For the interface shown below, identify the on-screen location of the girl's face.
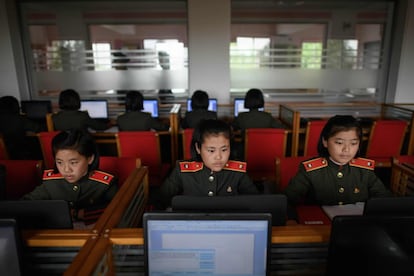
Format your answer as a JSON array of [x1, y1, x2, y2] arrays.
[[55, 149, 94, 183], [196, 133, 230, 172], [322, 129, 360, 165]]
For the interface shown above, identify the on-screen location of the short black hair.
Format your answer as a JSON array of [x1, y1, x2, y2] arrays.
[[244, 88, 264, 109], [317, 115, 363, 157], [0, 96, 20, 114], [190, 119, 231, 161], [59, 89, 81, 110], [52, 129, 99, 172], [125, 90, 144, 112], [191, 90, 209, 110]]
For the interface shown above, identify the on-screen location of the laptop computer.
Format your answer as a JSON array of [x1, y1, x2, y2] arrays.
[[171, 194, 287, 226], [0, 218, 23, 276], [327, 215, 414, 276], [187, 98, 218, 112], [363, 196, 414, 216], [143, 99, 159, 117], [143, 212, 272, 276], [0, 200, 73, 229], [234, 98, 264, 117], [20, 100, 52, 119], [80, 99, 109, 119]]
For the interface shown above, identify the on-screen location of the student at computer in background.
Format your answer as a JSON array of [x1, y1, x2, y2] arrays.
[[284, 115, 391, 207], [232, 88, 284, 131], [117, 90, 169, 131], [0, 95, 41, 159], [22, 129, 118, 225], [181, 90, 217, 129], [156, 119, 259, 209], [52, 89, 110, 132]]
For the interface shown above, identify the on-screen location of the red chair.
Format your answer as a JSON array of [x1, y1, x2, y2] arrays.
[[37, 131, 60, 169], [365, 120, 408, 167], [0, 160, 43, 200], [116, 131, 171, 187], [99, 156, 141, 187], [181, 128, 194, 160], [244, 128, 288, 182], [0, 134, 9, 160], [303, 120, 327, 157], [275, 156, 309, 192]]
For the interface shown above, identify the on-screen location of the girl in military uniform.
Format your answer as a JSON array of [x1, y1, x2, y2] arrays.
[[284, 115, 391, 206], [181, 90, 217, 129], [157, 119, 259, 209], [22, 129, 118, 225]]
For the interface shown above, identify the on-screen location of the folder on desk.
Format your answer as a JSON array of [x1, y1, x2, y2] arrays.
[[296, 205, 331, 225]]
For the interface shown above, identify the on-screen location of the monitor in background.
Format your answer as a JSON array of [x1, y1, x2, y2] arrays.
[[234, 98, 264, 117], [143, 212, 271, 276], [0, 219, 23, 276], [363, 196, 414, 216], [80, 100, 108, 119], [0, 200, 73, 229], [187, 98, 218, 112], [171, 194, 287, 226], [20, 100, 52, 119], [327, 215, 414, 276], [143, 99, 159, 117]]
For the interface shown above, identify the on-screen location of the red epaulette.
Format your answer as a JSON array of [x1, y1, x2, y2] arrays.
[[303, 158, 328, 172], [89, 170, 114, 185], [179, 161, 203, 172], [350, 158, 375, 170], [223, 160, 247, 172], [42, 169, 63, 180]]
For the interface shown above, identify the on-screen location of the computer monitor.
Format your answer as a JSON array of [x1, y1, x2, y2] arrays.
[[0, 200, 73, 229], [187, 98, 218, 112], [20, 100, 52, 119], [363, 196, 414, 216], [171, 194, 287, 226], [143, 99, 159, 117], [143, 212, 271, 276], [327, 215, 414, 276], [234, 98, 264, 117], [0, 219, 23, 275], [80, 100, 108, 119]]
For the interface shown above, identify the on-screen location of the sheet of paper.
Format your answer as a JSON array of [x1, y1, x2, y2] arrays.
[[321, 202, 365, 220]]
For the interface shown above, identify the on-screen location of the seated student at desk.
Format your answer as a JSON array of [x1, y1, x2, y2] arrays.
[[0, 95, 41, 159], [156, 119, 259, 209], [116, 90, 169, 131], [52, 89, 110, 132], [181, 90, 217, 129], [22, 129, 118, 225], [284, 115, 391, 207]]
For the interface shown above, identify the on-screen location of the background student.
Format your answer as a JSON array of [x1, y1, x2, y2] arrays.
[[181, 90, 217, 129], [52, 89, 110, 132], [116, 90, 169, 131], [22, 129, 118, 225], [284, 115, 391, 207], [156, 119, 259, 209]]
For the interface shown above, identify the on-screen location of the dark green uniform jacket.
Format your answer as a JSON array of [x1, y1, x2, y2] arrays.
[[284, 157, 392, 206], [232, 109, 285, 130], [117, 111, 169, 131], [181, 109, 217, 129], [159, 160, 259, 208], [52, 110, 109, 131], [22, 169, 118, 222]]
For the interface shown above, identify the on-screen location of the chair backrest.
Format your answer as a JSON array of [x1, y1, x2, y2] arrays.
[[37, 131, 60, 169], [244, 128, 288, 174], [0, 160, 43, 200], [366, 120, 408, 158], [0, 134, 9, 160], [390, 156, 414, 196], [116, 131, 162, 169], [46, 113, 55, 131], [275, 156, 308, 192], [181, 128, 194, 160], [303, 120, 327, 157], [98, 156, 141, 187]]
